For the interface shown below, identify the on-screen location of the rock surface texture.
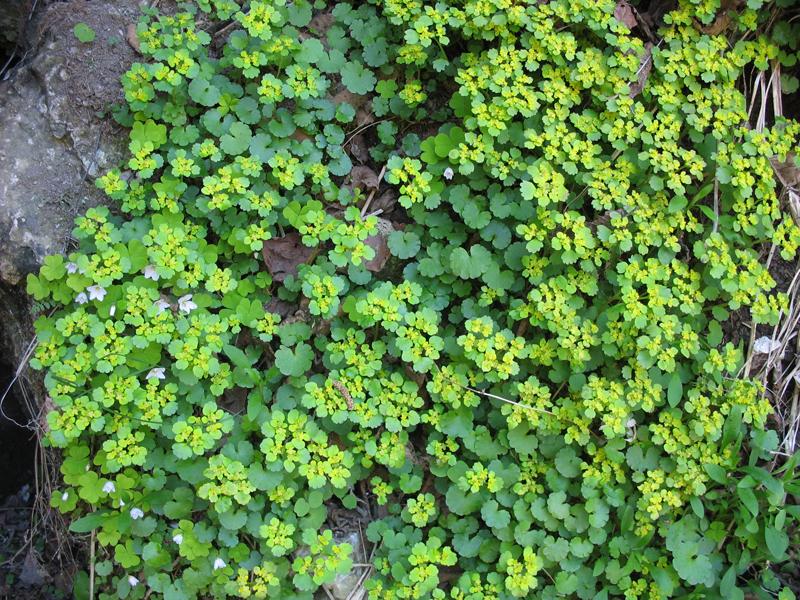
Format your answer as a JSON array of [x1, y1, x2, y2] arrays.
[[321, 530, 368, 600], [0, 0, 141, 365]]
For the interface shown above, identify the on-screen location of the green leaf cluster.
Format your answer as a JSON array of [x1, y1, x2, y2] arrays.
[[29, 0, 800, 599]]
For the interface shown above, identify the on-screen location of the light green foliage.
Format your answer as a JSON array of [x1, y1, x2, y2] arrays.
[[74, 22, 96, 43], [28, 0, 800, 598]]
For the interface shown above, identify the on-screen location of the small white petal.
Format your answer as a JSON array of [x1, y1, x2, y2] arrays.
[[128, 575, 139, 587], [75, 292, 88, 305], [143, 265, 160, 281], [61, 491, 69, 501], [130, 507, 144, 520], [66, 262, 79, 274], [87, 285, 107, 302], [146, 367, 166, 380], [109, 305, 117, 317], [213, 558, 226, 571], [753, 336, 781, 355], [172, 533, 184, 545], [102, 481, 116, 494], [154, 299, 171, 315], [626, 418, 636, 429], [178, 294, 197, 314], [119, 499, 125, 507], [443, 167, 454, 180]]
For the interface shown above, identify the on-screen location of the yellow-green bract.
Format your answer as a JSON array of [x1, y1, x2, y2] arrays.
[[27, 0, 800, 598]]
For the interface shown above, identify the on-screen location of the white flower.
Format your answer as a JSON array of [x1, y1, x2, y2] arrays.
[[130, 507, 144, 520], [178, 294, 197, 314], [213, 558, 226, 571], [109, 305, 117, 317], [146, 367, 166, 380], [61, 491, 69, 502], [128, 576, 139, 587], [625, 417, 637, 441], [87, 285, 107, 302], [443, 167, 454, 180], [753, 336, 781, 355], [172, 533, 184, 545], [102, 481, 116, 494], [153, 299, 171, 315], [65, 262, 79, 274], [143, 264, 160, 281], [75, 292, 88, 305]]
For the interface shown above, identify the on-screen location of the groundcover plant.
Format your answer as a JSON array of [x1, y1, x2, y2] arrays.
[[26, 0, 800, 597]]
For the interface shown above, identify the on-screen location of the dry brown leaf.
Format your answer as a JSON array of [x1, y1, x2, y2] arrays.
[[788, 189, 800, 225], [291, 129, 314, 143], [39, 395, 56, 433], [348, 166, 379, 192], [126, 23, 141, 53], [308, 12, 335, 36], [218, 386, 248, 414], [261, 232, 315, 282], [370, 189, 398, 215], [284, 304, 312, 327], [331, 88, 369, 110], [702, 12, 731, 35], [264, 298, 295, 319], [349, 134, 370, 163], [701, 0, 742, 34], [770, 154, 800, 187], [615, 0, 637, 29], [363, 218, 395, 272], [629, 42, 654, 98], [355, 106, 376, 128], [363, 234, 391, 272]]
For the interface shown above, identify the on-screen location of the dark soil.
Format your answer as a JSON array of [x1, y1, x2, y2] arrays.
[[0, 364, 36, 499], [0, 361, 69, 599]]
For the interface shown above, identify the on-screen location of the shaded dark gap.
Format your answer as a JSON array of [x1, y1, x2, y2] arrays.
[[0, 0, 48, 82], [0, 34, 21, 81], [0, 359, 36, 501]]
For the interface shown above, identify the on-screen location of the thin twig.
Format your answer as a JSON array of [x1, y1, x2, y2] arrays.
[[747, 71, 763, 124], [344, 119, 394, 149], [0, 336, 38, 429], [360, 165, 387, 218], [712, 177, 719, 233], [90, 529, 96, 600], [462, 384, 557, 416], [772, 61, 783, 119], [345, 541, 380, 600]]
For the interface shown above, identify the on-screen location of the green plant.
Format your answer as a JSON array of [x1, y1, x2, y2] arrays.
[[73, 22, 96, 44], [27, 0, 800, 598]]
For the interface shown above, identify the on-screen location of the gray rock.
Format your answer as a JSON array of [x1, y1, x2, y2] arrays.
[[0, 0, 141, 379], [0, 0, 142, 287], [322, 531, 368, 600]]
